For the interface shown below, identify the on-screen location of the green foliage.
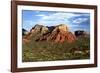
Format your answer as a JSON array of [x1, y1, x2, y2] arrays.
[[22, 36, 90, 62]]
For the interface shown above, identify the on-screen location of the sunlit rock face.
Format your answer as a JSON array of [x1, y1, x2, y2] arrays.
[[30, 24, 49, 34]]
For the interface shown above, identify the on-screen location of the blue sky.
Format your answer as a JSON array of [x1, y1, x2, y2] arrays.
[[22, 10, 90, 33]]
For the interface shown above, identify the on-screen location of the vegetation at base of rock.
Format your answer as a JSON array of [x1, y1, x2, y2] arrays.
[[22, 36, 90, 62]]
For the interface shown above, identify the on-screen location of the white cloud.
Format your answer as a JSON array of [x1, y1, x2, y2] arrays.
[[35, 12, 89, 26], [36, 14, 46, 17], [72, 18, 88, 24], [36, 13, 82, 26], [41, 13, 81, 20]]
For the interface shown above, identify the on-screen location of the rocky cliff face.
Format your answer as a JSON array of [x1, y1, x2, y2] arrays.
[[35, 24, 76, 43], [53, 24, 69, 32], [58, 24, 68, 31]]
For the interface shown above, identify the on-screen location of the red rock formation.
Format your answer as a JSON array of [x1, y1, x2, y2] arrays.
[[37, 24, 76, 43], [22, 24, 76, 43]]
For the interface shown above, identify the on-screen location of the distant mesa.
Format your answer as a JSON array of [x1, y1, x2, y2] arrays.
[[74, 30, 89, 37]]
